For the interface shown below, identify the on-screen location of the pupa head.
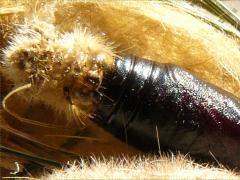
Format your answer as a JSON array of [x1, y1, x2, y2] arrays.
[[2, 19, 115, 123]]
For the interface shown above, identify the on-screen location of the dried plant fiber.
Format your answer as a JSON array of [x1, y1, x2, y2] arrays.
[[0, 0, 240, 179]]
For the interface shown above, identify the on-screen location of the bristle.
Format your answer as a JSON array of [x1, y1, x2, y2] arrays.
[[41, 155, 239, 179]]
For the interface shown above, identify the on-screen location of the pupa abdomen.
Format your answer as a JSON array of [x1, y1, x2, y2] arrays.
[[95, 55, 240, 167]]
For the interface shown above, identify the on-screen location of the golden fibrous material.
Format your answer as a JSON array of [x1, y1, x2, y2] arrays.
[[0, 0, 240, 179]]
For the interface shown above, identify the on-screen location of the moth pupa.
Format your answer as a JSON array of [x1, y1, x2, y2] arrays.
[[0, 0, 240, 178]]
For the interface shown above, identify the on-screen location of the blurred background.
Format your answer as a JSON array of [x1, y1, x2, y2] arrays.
[[222, 0, 240, 17]]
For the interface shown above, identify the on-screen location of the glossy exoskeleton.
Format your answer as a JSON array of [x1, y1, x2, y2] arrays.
[[94, 56, 240, 167]]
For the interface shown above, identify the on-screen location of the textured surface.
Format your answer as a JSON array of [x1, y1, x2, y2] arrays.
[[96, 56, 240, 167], [0, 0, 240, 179]]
